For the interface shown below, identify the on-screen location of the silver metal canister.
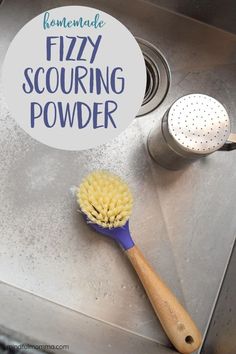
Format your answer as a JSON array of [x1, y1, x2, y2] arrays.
[[147, 94, 236, 170]]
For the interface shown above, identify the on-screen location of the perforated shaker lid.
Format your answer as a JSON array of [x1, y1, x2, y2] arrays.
[[168, 94, 230, 154]]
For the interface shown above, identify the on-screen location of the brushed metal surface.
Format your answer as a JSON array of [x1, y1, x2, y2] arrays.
[[148, 0, 236, 35], [201, 243, 236, 354], [0, 0, 236, 351], [0, 282, 176, 354]]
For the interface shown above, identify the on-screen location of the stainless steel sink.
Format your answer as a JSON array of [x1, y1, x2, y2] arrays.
[[0, 1, 236, 353]]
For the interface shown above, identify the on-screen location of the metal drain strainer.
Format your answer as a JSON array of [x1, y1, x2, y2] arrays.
[[168, 94, 230, 154], [137, 38, 170, 116]]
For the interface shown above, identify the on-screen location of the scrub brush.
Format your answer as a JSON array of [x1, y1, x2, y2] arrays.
[[77, 170, 202, 354]]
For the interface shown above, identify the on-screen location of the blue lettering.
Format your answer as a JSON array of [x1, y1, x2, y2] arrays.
[[30, 102, 42, 127], [22, 68, 34, 94]]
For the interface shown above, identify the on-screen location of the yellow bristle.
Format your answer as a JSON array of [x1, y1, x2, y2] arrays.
[[77, 170, 133, 228]]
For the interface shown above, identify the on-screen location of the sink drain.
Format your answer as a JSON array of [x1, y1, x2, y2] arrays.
[[137, 38, 170, 116]]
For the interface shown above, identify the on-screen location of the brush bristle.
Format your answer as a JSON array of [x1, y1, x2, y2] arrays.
[[77, 170, 133, 228]]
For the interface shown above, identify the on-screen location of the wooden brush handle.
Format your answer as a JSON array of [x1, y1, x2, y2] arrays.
[[126, 245, 202, 354]]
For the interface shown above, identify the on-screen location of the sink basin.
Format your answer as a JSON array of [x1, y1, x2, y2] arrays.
[[0, 1, 236, 353]]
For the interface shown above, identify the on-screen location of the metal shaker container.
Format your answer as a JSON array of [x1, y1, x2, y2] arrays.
[[147, 94, 236, 170]]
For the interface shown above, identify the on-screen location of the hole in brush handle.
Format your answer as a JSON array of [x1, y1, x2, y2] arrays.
[[185, 335, 194, 344]]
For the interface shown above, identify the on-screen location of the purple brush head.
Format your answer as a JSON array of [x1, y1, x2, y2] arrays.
[[84, 214, 135, 250], [78, 171, 135, 250]]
